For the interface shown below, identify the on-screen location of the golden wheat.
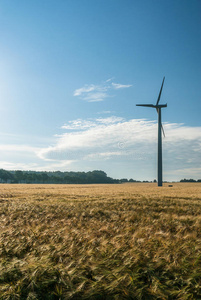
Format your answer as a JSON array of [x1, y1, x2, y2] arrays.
[[0, 183, 201, 299]]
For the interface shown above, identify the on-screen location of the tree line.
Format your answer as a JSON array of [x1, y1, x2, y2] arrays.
[[0, 169, 133, 184], [180, 178, 201, 182], [0, 169, 200, 184]]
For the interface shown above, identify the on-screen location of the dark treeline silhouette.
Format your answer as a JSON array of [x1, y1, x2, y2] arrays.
[[180, 178, 201, 182], [0, 169, 200, 184], [0, 169, 138, 184]]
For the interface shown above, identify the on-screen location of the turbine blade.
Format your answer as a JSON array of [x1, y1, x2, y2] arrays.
[[156, 77, 165, 105], [136, 104, 155, 107], [161, 124, 165, 137]]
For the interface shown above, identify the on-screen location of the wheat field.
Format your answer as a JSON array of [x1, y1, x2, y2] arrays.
[[0, 183, 201, 299]]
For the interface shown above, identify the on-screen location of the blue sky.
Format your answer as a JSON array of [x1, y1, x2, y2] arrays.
[[0, 0, 201, 181]]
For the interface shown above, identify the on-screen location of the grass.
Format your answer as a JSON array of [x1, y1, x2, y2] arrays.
[[0, 183, 201, 299]]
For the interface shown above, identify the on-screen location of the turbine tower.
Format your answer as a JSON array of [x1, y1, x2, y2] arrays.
[[136, 77, 167, 186]]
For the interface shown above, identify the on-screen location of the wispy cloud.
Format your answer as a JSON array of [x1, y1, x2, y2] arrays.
[[111, 82, 132, 89], [0, 161, 39, 170], [37, 117, 201, 180], [0, 160, 75, 171], [97, 110, 113, 115], [0, 142, 75, 172], [62, 116, 124, 130], [73, 79, 132, 102], [38, 118, 156, 162], [0, 144, 38, 152], [73, 85, 97, 96], [1, 117, 201, 180], [82, 92, 108, 102]]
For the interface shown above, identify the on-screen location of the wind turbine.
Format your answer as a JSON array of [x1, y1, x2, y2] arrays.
[[136, 77, 167, 186]]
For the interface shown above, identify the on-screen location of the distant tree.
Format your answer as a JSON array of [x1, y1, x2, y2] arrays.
[[15, 170, 24, 182], [41, 173, 49, 183], [0, 169, 14, 183], [180, 178, 196, 182], [120, 178, 128, 183]]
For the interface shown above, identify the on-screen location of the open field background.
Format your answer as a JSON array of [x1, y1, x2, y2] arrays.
[[0, 183, 201, 299]]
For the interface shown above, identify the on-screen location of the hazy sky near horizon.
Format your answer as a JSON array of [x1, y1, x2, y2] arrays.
[[0, 0, 201, 181]]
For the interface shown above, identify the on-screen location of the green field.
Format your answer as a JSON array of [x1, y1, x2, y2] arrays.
[[0, 183, 201, 299]]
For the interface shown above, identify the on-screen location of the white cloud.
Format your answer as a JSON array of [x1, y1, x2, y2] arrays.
[[62, 119, 96, 130], [97, 116, 124, 124], [37, 118, 157, 162], [85, 151, 122, 160], [32, 160, 75, 171], [0, 160, 75, 172], [62, 116, 124, 130], [165, 167, 201, 179], [73, 84, 96, 96], [73, 79, 132, 102], [0, 161, 39, 170], [97, 110, 113, 114], [1, 117, 201, 180], [36, 116, 201, 180], [83, 92, 108, 102], [105, 78, 114, 82], [0, 144, 38, 152], [162, 122, 200, 140], [111, 82, 132, 89]]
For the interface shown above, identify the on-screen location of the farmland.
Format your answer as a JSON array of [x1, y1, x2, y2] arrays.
[[0, 183, 201, 299]]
